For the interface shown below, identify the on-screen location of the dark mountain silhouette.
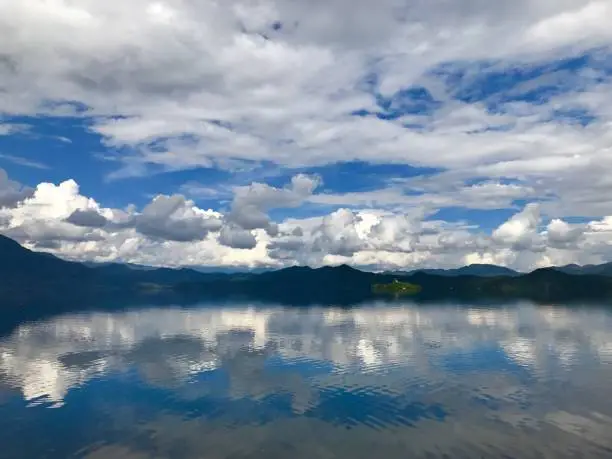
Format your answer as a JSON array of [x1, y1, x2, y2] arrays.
[[178, 263, 612, 304], [94, 263, 223, 284], [83, 261, 159, 271], [0, 234, 96, 287], [0, 235, 222, 304], [553, 262, 612, 276], [450, 264, 520, 277], [390, 264, 520, 277], [401, 267, 612, 302], [3, 234, 612, 307]]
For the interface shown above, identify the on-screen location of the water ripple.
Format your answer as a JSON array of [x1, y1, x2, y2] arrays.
[[2, 302, 612, 458]]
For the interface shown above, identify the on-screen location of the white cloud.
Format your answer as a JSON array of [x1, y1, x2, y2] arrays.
[[0, 172, 276, 268], [0, 154, 48, 170], [2, 168, 612, 270], [546, 219, 585, 248], [227, 173, 320, 234], [1, 179, 101, 228], [311, 209, 369, 257], [492, 203, 544, 251], [525, 1, 612, 48], [2, 1, 611, 187], [0, 123, 31, 136], [309, 180, 538, 213]]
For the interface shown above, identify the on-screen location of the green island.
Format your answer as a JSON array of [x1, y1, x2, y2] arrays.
[[372, 279, 422, 296]]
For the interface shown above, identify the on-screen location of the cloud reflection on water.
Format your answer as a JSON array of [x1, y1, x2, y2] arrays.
[[1, 301, 611, 405], [2, 302, 612, 458]]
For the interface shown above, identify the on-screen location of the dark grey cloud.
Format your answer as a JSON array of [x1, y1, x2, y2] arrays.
[[2, 222, 104, 245], [218, 225, 257, 250], [0, 168, 33, 209], [546, 219, 585, 249], [227, 205, 271, 231], [133, 194, 223, 242], [268, 237, 308, 261], [30, 239, 62, 250], [65, 209, 108, 228]]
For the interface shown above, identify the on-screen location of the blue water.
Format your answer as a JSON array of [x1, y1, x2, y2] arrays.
[[1, 301, 612, 458]]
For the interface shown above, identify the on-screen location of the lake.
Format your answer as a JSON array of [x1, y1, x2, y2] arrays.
[[1, 301, 612, 458]]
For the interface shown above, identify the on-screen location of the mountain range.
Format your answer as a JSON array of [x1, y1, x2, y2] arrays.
[[551, 262, 612, 276], [3, 234, 612, 306], [390, 262, 612, 277], [388, 264, 521, 277]]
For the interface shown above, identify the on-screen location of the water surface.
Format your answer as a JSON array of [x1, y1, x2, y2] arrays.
[[1, 301, 612, 458]]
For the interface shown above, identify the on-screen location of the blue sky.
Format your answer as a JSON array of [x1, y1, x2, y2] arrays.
[[1, 0, 612, 270]]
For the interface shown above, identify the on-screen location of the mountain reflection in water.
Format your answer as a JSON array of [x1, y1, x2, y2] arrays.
[[1, 301, 612, 458]]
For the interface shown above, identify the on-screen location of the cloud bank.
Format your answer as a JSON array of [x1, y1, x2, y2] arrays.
[[1, 167, 612, 271]]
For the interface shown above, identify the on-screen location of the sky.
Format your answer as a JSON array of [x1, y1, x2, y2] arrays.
[[1, 0, 612, 271]]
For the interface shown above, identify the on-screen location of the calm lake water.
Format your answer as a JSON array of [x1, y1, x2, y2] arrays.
[[1, 301, 612, 458]]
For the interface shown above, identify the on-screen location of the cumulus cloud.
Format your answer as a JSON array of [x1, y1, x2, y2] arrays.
[[312, 209, 368, 257], [0, 168, 273, 267], [367, 214, 422, 252], [271, 209, 460, 267], [492, 204, 544, 252], [227, 174, 320, 234], [546, 219, 585, 248], [218, 225, 257, 250], [0, 178, 110, 246], [130, 195, 223, 242], [3, 221, 104, 248], [65, 209, 108, 228], [2, 164, 612, 271]]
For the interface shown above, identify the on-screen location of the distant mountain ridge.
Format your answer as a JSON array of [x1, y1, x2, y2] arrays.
[[389, 264, 521, 277], [4, 234, 612, 305], [6, 234, 612, 279], [552, 262, 612, 277], [391, 262, 612, 278]]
